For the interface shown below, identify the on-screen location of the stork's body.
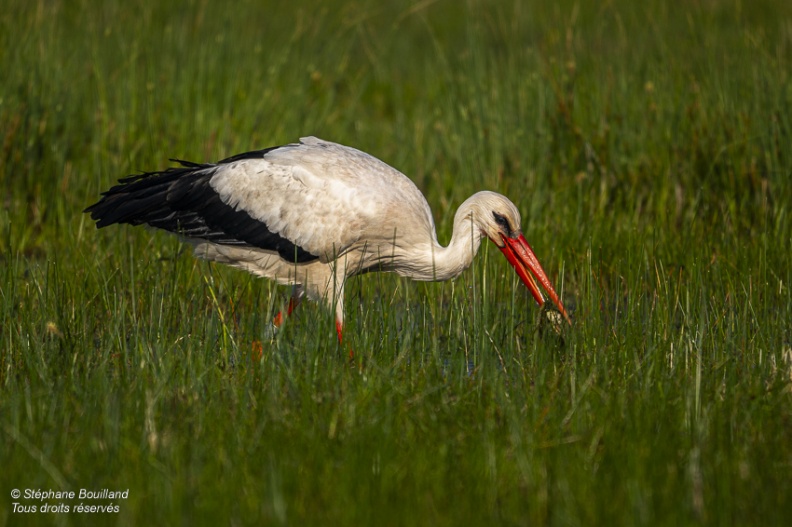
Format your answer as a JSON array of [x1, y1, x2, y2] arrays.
[[86, 137, 569, 341]]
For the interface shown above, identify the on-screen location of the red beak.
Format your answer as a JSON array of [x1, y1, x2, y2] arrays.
[[497, 234, 571, 325]]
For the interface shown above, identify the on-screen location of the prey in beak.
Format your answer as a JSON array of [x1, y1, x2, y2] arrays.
[[496, 233, 571, 325]]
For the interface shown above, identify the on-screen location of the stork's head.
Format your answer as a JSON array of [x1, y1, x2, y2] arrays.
[[463, 191, 571, 325]]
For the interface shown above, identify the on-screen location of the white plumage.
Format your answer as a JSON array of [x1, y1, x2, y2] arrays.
[[86, 136, 570, 342]]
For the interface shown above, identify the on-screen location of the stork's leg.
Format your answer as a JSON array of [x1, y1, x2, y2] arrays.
[[330, 284, 345, 344], [254, 287, 304, 360], [272, 286, 304, 328], [335, 317, 344, 344], [333, 291, 352, 359]]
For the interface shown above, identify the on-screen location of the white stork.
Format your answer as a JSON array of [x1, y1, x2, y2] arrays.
[[85, 136, 570, 343]]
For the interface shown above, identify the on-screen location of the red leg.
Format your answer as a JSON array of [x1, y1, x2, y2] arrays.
[[335, 319, 354, 359], [256, 289, 303, 361], [272, 291, 302, 328], [335, 319, 344, 344]]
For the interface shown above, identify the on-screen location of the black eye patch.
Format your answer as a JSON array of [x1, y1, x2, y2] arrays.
[[492, 211, 511, 233]]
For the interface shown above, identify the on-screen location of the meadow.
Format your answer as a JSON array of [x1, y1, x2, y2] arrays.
[[1, 0, 791, 525]]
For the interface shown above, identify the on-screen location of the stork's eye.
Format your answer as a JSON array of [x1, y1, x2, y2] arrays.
[[492, 212, 510, 232]]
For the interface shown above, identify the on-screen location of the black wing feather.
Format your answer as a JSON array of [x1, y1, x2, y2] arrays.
[[216, 145, 284, 164], [84, 155, 319, 263]]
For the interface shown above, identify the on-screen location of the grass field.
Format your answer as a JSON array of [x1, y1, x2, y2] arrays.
[[2, 0, 791, 525]]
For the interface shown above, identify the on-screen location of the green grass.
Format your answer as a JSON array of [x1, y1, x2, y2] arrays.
[[2, 0, 791, 525]]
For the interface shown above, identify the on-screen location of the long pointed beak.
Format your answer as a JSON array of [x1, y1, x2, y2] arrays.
[[497, 234, 571, 325]]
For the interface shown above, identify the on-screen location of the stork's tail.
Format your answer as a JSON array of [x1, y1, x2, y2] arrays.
[[83, 160, 214, 231]]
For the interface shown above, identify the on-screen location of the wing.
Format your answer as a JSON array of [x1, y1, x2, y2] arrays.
[[84, 137, 435, 263], [84, 153, 320, 262]]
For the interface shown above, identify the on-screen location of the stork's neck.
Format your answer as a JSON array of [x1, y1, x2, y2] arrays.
[[400, 198, 485, 282]]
